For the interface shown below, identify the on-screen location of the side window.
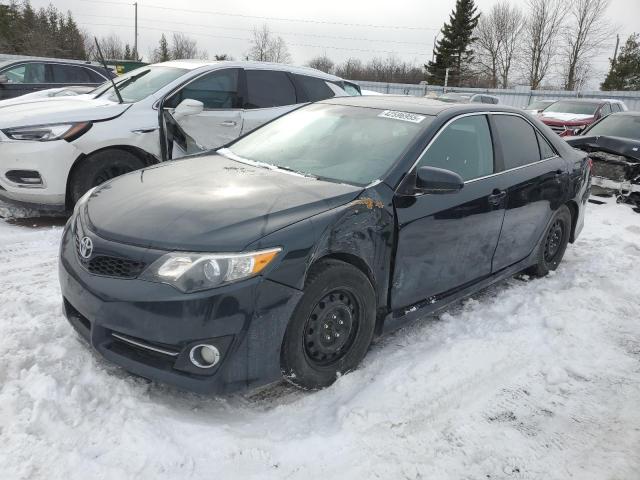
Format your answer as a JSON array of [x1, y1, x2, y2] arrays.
[[293, 74, 335, 102], [611, 103, 621, 113], [536, 131, 557, 159], [2, 63, 45, 83], [493, 115, 540, 169], [85, 68, 108, 83], [245, 70, 296, 108], [51, 65, 92, 83], [418, 115, 494, 181], [166, 68, 240, 109], [600, 103, 612, 116]]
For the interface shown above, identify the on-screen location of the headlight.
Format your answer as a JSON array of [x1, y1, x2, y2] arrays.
[[3, 122, 91, 142], [139, 247, 282, 292]]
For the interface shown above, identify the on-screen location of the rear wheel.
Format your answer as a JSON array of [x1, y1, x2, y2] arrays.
[[527, 204, 572, 277], [69, 149, 145, 205], [281, 260, 376, 390]]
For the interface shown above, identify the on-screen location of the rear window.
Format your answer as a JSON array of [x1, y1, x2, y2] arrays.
[[245, 70, 297, 108], [493, 115, 541, 169]]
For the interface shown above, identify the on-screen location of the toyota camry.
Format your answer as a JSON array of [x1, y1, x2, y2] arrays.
[[59, 96, 590, 394]]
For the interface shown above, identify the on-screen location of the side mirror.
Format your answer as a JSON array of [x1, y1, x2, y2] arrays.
[[173, 98, 204, 120], [416, 166, 464, 194], [0, 74, 8, 84]]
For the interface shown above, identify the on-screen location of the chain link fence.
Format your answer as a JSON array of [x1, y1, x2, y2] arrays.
[[355, 81, 640, 111]]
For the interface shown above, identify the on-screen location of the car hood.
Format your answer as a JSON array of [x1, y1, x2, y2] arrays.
[[540, 112, 594, 124], [0, 96, 130, 129], [565, 135, 640, 162], [85, 153, 364, 251]]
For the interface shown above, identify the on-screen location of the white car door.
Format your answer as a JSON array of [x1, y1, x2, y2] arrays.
[[165, 68, 243, 151], [241, 69, 302, 135]]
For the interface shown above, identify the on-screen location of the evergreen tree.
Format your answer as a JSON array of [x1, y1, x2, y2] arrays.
[[601, 34, 640, 91], [156, 34, 170, 62], [425, 0, 480, 87]]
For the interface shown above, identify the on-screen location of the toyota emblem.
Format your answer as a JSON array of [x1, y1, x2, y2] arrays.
[[79, 236, 93, 259]]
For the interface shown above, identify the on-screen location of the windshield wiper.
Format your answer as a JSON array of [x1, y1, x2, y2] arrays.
[[94, 37, 123, 104]]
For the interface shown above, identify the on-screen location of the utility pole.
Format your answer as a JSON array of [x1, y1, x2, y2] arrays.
[[133, 2, 138, 60], [444, 67, 450, 93], [612, 34, 620, 65], [431, 33, 439, 63]]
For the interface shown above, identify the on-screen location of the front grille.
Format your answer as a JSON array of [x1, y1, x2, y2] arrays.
[[74, 226, 146, 279], [550, 125, 566, 134], [86, 255, 145, 278]]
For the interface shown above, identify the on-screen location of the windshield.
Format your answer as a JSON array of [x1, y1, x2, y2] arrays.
[[585, 114, 640, 140], [93, 66, 188, 103], [543, 101, 599, 115], [527, 100, 554, 110], [224, 103, 430, 186]]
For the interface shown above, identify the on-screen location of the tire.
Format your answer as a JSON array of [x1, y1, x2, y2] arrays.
[[527, 204, 572, 277], [281, 259, 376, 390], [69, 149, 145, 205]]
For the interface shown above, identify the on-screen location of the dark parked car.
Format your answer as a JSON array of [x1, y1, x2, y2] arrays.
[[0, 57, 114, 100], [59, 96, 590, 394], [566, 112, 640, 205]]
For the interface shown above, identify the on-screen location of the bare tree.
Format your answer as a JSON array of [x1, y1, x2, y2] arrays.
[[88, 33, 124, 60], [474, 13, 501, 87], [523, 0, 566, 89], [307, 54, 334, 73], [495, 2, 524, 88], [248, 24, 291, 63], [171, 32, 201, 59], [561, 0, 611, 90]]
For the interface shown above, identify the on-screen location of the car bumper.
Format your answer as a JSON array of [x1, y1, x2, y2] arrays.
[[0, 136, 80, 208], [58, 221, 303, 394]]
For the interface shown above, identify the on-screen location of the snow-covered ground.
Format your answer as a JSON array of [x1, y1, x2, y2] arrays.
[[1, 198, 639, 480]]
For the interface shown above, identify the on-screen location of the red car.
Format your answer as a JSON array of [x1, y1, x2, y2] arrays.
[[539, 99, 627, 137]]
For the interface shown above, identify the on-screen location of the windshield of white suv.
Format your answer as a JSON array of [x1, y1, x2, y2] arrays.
[[543, 101, 599, 115], [93, 66, 188, 103], [223, 103, 431, 186]]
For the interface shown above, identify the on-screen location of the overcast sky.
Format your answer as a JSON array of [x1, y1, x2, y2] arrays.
[[28, 0, 640, 87]]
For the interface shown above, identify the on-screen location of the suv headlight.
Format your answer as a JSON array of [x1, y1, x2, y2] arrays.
[[3, 122, 91, 142], [139, 248, 282, 293]]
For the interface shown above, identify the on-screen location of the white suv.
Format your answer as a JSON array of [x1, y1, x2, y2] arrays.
[[0, 60, 353, 210]]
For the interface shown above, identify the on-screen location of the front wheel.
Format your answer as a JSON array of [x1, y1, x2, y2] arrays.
[[280, 260, 376, 390], [69, 149, 145, 205], [527, 204, 572, 277]]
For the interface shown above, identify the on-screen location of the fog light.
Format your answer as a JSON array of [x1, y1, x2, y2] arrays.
[[189, 344, 220, 369]]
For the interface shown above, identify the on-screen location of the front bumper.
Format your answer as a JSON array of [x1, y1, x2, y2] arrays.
[[58, 221, 302, 394], [0, 135, 81, 208]]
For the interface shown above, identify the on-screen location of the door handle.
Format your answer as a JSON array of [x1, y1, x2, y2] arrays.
[[488, 189, 506, 206], [220, 120, 237, 127]]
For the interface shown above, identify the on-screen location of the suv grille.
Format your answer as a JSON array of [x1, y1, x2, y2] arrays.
[[550, 125, 566, 134], [74, 230, 146, 279]]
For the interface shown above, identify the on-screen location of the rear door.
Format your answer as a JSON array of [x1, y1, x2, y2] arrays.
[[164, 68, 243, 152], [490, 113, 568, 271], [241, 69, 301, 135], [391, 113, 506, 309], [0, 62, 47, 99]]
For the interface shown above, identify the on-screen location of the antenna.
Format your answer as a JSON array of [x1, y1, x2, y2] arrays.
[[94, 37, 123, 104]]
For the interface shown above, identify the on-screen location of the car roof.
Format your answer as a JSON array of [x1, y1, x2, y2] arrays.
[[0, 54, 105, 69], [154, 59, 343, 81], [320, 95, 521, 116]]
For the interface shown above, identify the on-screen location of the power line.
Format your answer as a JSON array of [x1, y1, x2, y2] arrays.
[[75, 13, 433, 47], [79, 22, 431, 57], [78, 0, 441, 31]]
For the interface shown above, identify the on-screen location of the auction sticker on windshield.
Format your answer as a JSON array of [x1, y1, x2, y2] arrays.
[[378, 110, 426, 123]]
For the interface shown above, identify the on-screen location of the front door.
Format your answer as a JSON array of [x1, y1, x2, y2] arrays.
[[163, 68, 243, 154], [391, 114, 506, 310], [0, 62, 47, 100]]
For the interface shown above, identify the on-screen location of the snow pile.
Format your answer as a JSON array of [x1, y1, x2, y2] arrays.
[[1, 198, 639, 479]]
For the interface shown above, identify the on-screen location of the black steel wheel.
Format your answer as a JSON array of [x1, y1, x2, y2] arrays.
[[527, 204, 572, 277], [281, 259, 376, 390]]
